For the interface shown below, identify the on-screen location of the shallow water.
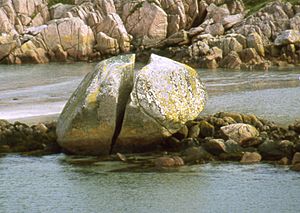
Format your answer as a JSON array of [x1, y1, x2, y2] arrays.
[[1, 64, 300, 212], [0, 64, 299, 125], [0, 154, 300, 213]]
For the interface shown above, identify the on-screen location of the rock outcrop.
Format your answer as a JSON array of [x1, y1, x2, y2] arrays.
[[2, 0, 300, 69], [56, 54, 207, 155]]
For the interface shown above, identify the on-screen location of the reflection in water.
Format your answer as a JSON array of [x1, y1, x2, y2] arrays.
[[1, 154, 300, 213]]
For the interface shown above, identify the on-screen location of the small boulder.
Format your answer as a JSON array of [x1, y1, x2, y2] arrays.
[[219, 51, 242, 69], [154, 156, 184, 168], [274, 30, 300, 46], [182, 146, 214, 164], [292, 152, 300, 165], [199, 120, 215, 138], [221, 123, 259, 144], [203, 139, 226, 155], [247, 32, 265, 56], [240, 152, 262, 163]]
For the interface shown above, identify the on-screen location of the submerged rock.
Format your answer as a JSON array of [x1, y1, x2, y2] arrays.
[[56, 54, 207, 155]]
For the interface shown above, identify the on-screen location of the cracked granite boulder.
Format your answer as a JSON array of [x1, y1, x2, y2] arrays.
[[57, 54, 207, 155]]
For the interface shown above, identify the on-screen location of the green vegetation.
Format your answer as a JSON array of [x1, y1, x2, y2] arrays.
[[244, 0, 300, 15], [48, 0, 74, 7]]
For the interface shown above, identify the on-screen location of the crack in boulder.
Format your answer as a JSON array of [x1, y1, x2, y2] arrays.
[[56, 53, 207, 155]]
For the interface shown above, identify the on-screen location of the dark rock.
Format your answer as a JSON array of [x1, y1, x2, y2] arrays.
[[203, 138, 226, 155], [278, 140, 295, 159], [258, 140, 285, 160], [240, 137, 263, 148], [182, 146, 214, 164], [173, 125, 189, 140], [188, 124, 200, 138], [293, 121, 300, 134], [199, 120, 215, 138]]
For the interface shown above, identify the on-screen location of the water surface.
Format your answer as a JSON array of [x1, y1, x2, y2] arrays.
[[1, 64, 300, 213], [1, 64, 299, 125]]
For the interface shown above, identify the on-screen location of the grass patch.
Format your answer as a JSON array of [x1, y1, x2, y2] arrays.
[[244, 0, 300, 15]]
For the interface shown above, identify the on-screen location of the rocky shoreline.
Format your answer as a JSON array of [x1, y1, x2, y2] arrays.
[[1, 0, 300, 70], [1, 112, 300, 171]]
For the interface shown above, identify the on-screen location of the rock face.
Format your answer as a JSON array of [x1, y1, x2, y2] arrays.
[[57, 54, 207, 155]]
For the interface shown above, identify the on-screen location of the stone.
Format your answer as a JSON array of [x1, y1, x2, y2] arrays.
[[203, 139, 226, 155], [290, 163, 300, 172], [188, 26, 204, 37], [247, 32, 265, 56], [0, 34, 17, 61], [278, 140, 295, 159], [182, 0, 199, 29], [95, 32, 119, 55], [116, 153, 127, 162], [292, 152, 300, 165], [278, 157, 289, 165], [199, 120, 215, 138], [221, 123, 259, 144], [41, 17, 95, 60], [53, 44, 68, 62], [173, 125, 189, 140], [206, 3, 230, 23], [226, 0, 244, 14], [161, 30, 189, 46], [56, 54, 135, 155], [122, 1, 168, 47], [290, 15, 300, 31], [154, 156, 184, 168], [205, 23, 224, 36], [274, 30, 300, 46], [219, 51, 242, 69], [182, 146, 214, 163], [116, 54, 207, 153], [240, 152, 262, 163], [94, 13, 131, 53], [218, 112, 243, 123], [239, 48, 262, 64], [206, 47, 223, 61], [50, 3, 75, 19], [293, 121, 300, 134], [222, 14, 244, 30], [258, 140, 285, 160], [188, 124, 200, 138]]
